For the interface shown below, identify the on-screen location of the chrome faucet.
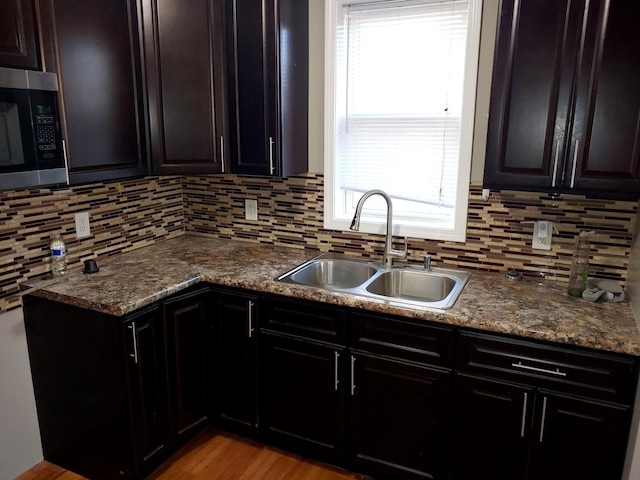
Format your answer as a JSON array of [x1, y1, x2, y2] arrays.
[[349, 189, 408, 268]]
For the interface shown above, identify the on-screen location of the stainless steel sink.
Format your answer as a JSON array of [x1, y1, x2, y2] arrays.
[[277, 254, 471, 309], [280, 258, 377, 289], [365, 269, 457, 302]]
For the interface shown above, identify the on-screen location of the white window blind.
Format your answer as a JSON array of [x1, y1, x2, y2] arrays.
[[325, 0, 481, 241]]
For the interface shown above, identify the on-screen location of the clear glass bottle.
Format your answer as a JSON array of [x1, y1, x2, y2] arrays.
[[567, 231, 593, 297], [50, 234, 67, 277]]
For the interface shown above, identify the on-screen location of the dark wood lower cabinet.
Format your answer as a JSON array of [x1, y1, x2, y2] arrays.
[[213, 290, 258, 435], [24, 287, 211, 480], [164, 288, 210, 444], [528, 391, 631, 480], [451, 372, 633, 479], [348, 351, 451, 480], [260, 331, 345, 459], [24, 288, 638, 480], [450, 374, 532, 480], [123, 306, 169, 474], [452, 330, 638, 480]]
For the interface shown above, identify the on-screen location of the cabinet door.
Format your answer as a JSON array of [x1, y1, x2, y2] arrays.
[[569, 0, 640, 195], [528, 391, 631, 480], [225, 0, 307, 176], [37, 0, 147, 184], [0, 0, 39, 69], [260, 331, 344, 459], [484, 0, 583, 191], [142, 0, 227, 175], [123, 305, 168, 475], [449, 373, 532, 480], [349, 351, 451, 480], [164, 288, 210, 444], [214, 291, 257, 434]]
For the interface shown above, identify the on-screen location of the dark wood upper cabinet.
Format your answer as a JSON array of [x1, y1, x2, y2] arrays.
[[225, 0, 308, 177], [37, 0, 148, 185], [0, 0, 40, 69], [483, 0, 640, 199], [142, 0, 227, 175]]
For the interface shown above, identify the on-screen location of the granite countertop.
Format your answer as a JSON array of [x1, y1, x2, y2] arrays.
[[22, 235, 640, 356]]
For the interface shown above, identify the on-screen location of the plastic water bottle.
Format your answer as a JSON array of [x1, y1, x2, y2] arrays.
[[50, 234, 67, 277]]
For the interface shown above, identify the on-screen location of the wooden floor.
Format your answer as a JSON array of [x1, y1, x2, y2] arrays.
[[16, 429, 369, 480]]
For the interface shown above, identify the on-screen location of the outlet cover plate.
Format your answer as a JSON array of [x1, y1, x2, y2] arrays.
[[532, 221, 552, 250], [245, 199, 258, 221], [75, 212, 91, 238]]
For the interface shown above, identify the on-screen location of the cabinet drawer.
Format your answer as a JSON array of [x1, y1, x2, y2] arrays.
[[350, 312, 454, 367], [261, 296, 346, 343], [457, 331, 638, 404]]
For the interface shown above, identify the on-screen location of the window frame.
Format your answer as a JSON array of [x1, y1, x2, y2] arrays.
[[323, 0, 483, 242]]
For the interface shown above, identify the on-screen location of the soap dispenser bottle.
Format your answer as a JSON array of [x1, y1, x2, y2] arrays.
[[567, 231, 594, 297]]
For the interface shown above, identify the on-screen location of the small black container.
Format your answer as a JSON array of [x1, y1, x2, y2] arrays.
[[83, 259, 99, 274]]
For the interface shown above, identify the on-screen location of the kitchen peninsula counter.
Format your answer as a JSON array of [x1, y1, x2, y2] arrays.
[[22, 235, 640, 356]]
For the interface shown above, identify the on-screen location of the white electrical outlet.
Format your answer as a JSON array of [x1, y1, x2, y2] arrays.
[[245, 199, 258, 221], [532, 220, 552, 250], [75, 212, 91, 238]]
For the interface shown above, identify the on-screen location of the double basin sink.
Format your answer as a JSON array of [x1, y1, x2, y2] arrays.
[[277, 254, 471, 309]]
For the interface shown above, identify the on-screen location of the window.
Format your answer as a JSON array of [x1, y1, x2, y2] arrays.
[[324, 0, 482, 241]]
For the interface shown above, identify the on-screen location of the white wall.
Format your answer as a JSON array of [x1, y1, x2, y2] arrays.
[[623, 201, 640, 480], [0, 308, 42, 480]]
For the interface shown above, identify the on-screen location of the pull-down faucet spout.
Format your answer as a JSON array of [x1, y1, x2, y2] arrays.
[[349, 189, 408, 268]]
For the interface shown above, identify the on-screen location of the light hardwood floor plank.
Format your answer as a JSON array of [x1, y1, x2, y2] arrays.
[[18, 429, 369, 480]]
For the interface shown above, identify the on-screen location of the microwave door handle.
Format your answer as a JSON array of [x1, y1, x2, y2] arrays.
[[62, 139, 70, 185]]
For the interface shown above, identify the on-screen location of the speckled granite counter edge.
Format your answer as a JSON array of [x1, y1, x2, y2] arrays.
[[21, 236, 640, 357]]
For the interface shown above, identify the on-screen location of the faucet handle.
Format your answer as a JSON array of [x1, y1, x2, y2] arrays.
[[423, 255, 432, 271], [391, 237, 408, 257]]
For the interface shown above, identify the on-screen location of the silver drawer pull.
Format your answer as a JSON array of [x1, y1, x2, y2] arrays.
[[248, 300, 254, 338], [511, 361, 567, 377], [520, 392, 528, 438], [350, 355, 356, 396], [539, 396, 548, 442], [334, 351, 340, 391], [128, 322, 138, 364]]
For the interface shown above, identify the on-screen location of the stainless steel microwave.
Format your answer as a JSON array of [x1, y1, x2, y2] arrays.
[[0, 66, 67, 191]]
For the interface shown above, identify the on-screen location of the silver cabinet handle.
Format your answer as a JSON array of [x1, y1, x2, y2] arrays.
[[520, 392, 528, 438], [551, 139, 560, 187], [334, 351, 340, 391], [570, 140, 579, 188], [268, 136, 275, 174], [220, 136, 225, 173], [539, 396, 548, 442], [128, 322, 138, 364], [248, 300, 254, 338], [350, 355, 356, 395], [511, 361, 567, 377]]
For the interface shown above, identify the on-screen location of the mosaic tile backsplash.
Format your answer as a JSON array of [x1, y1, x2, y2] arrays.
[[184, 173, 637, 284], [0, 172, 636, 313], [0, 176, 183, 312]]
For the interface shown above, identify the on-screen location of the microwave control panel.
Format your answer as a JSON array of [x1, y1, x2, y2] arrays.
[[31, 90, 63, 164]]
